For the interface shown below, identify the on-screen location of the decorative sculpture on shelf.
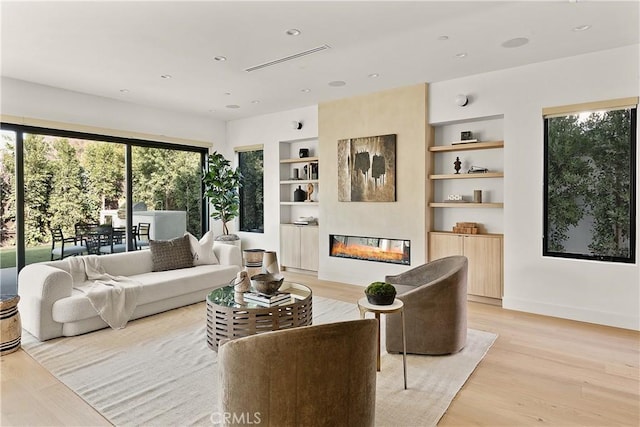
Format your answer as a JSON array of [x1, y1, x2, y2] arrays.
[[454, 157, 462, 174], [306, 183, 314, 202]]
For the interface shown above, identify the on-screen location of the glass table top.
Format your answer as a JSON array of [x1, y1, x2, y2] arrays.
[[207, 281, 311, 309]]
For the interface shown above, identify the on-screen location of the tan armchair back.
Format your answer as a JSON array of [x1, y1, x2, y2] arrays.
[[385, 255, 468, 355], [218, 319, 378, 427]]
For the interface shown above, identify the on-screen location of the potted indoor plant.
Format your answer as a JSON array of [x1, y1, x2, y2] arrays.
[[203, 151, 242, 242], [364, 282, 397, 305]]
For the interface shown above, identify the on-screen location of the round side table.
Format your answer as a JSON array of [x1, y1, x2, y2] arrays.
[[357, 297, 407, 389], [1, 295, 21, 356]]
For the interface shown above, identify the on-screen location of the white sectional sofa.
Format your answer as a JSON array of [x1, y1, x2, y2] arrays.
[[19, 243, 242, 341]]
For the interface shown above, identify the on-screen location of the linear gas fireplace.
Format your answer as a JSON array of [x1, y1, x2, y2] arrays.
[[330, 234, 410, 265]]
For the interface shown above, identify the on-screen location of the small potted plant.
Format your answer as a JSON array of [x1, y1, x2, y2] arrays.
[[364, 282, 397, 305]]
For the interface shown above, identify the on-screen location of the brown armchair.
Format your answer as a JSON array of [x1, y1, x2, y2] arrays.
[[218, 319, 378, 427], [385, 256, 468, 355]]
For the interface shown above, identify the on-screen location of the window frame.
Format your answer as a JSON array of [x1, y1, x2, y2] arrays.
[[236, 145, 264, 234], [0, 121, 208, 274], [542, 98, 637, 264]]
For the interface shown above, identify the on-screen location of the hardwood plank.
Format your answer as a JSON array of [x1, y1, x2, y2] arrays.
[[2, 273, 638, 426]]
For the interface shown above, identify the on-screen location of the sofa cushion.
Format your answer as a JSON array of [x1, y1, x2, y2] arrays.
[[150, 235, 194, 272], [186, 231, 219, 266]]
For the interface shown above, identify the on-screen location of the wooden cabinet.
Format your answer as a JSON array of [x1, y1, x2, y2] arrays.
[[428, 232, 503, 300], [280, 224, 319, 272]]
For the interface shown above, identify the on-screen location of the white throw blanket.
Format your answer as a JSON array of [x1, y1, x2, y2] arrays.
[[69, 256, 141, 329]]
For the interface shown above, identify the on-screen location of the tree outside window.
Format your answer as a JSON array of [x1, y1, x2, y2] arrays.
[[544, 101, 637, 263], [238, 149, 264, 233]]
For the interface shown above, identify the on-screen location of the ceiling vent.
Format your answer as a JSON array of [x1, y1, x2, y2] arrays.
[[245, 44, 331, 72]]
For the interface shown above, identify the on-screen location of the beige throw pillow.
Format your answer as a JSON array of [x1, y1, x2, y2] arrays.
[[149, 235, 194, 272], [186, 231, 219, 265]]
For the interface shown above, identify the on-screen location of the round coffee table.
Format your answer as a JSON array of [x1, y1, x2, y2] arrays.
[[206, 282, 312, 351]]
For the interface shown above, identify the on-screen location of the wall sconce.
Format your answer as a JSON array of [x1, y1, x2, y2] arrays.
[[455, 94, 469, 107], [291, 121, 303, 130]]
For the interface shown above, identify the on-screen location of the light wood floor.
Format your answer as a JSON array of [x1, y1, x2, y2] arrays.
[[1, 272, 638, 426]]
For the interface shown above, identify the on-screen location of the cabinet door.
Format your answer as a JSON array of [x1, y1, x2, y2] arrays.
[[300, 226, 319, 271], [464, 235, 502, 298], [280, 225, 300, 268], [428, 233, 463, 261]]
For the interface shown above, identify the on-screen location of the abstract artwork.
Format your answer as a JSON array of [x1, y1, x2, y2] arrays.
[[337, 134, 396, 202]]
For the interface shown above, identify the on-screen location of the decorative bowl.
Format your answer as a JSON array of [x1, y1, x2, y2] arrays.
[[251, 273, 284, 295]]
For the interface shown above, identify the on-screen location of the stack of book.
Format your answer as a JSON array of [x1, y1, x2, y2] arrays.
[[453, 222, 479, 234], [243, 291, 291, 306]]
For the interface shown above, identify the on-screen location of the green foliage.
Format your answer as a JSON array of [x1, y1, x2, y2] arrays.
[[546, 109, 633, 258], [23, 135, 53, 245], [49, 138, 90, 235], [238, 150, 264, 232], [1, 134, 206, 248], [83, 143, 125, 211], [132, 147, 202, 236], [365, 282, 396, 296], [1, 136, 16, 244], [203, 151, 242, 235]]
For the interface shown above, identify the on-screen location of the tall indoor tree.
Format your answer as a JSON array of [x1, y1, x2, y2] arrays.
[[203, 151, 242, 238]]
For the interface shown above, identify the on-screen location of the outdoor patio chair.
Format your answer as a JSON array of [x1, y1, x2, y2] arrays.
[[50, 227, 87, 260], [136, 223, 150, 249], [98, 226, 127, 254]]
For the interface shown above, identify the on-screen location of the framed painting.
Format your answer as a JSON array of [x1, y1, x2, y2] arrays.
[[337, 134, 396, 202]]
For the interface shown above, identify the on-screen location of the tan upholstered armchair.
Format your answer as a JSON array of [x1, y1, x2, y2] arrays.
[[218, 319, 378, 427], [385, 256, 468, 355]]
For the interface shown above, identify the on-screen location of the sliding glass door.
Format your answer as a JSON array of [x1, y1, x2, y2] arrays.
[[0, 123, 207, 295]]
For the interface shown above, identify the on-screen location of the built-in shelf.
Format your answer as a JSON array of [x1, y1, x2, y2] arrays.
[[429, 140, 504, 152], [280, 201, 319, 206], [430, 172, 504, 180], [280, 179, 319, 185], [429, 202, 504, 208], [430, 230, 504, 237], [280, 156, 319, 164]]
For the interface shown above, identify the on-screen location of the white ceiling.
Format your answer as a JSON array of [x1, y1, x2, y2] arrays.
[[1, 1, 638, 122]]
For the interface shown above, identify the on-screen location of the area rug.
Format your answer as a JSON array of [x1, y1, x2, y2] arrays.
[[22, 296, 496, 426]]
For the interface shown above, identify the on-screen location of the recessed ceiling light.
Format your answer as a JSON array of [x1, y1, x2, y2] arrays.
[[119, 89, 129, 93], [501, 37, 529, 48], [160, 74, 172, 79], [208, 109, 216, 113], [226, 104, 240, 109], [214, 56, 227, 61], [368, 73, 380, 78], [224, 92, 232, 96], [286, 29, 301, 36], [573, 24, 591, 32], [301, 88, 311, 93], [438, 35, 449, 41], [328, 80, 346, 87], [251, 100, 260, 104], [455, 52, 467, 58]]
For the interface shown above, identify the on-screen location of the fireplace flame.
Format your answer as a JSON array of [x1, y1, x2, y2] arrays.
[[330, 241, 407, 263]]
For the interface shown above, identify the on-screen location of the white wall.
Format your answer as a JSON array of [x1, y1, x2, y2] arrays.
[[225, 105, 319, 252], [430, 45, 640, 330], [1, 77, 226, 146]]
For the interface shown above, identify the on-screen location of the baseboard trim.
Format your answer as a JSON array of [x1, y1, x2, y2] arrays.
[[503, 296, 640, 331], [467, 294, 502, 306]]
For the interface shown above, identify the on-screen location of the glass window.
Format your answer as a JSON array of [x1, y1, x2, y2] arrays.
[[543, 104, 637, 263], [238, 149, 264, 233]]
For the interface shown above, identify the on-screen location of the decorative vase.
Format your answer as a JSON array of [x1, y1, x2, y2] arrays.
[[294, 186, 307, 202], [262, 251, 280, 276]]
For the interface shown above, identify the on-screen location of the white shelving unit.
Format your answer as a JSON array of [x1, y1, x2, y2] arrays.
[[279, 138, 319, 273], [428, 115, 504, 304]]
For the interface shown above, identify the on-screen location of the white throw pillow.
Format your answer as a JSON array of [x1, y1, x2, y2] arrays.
[[185, 231, 219, 265]]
